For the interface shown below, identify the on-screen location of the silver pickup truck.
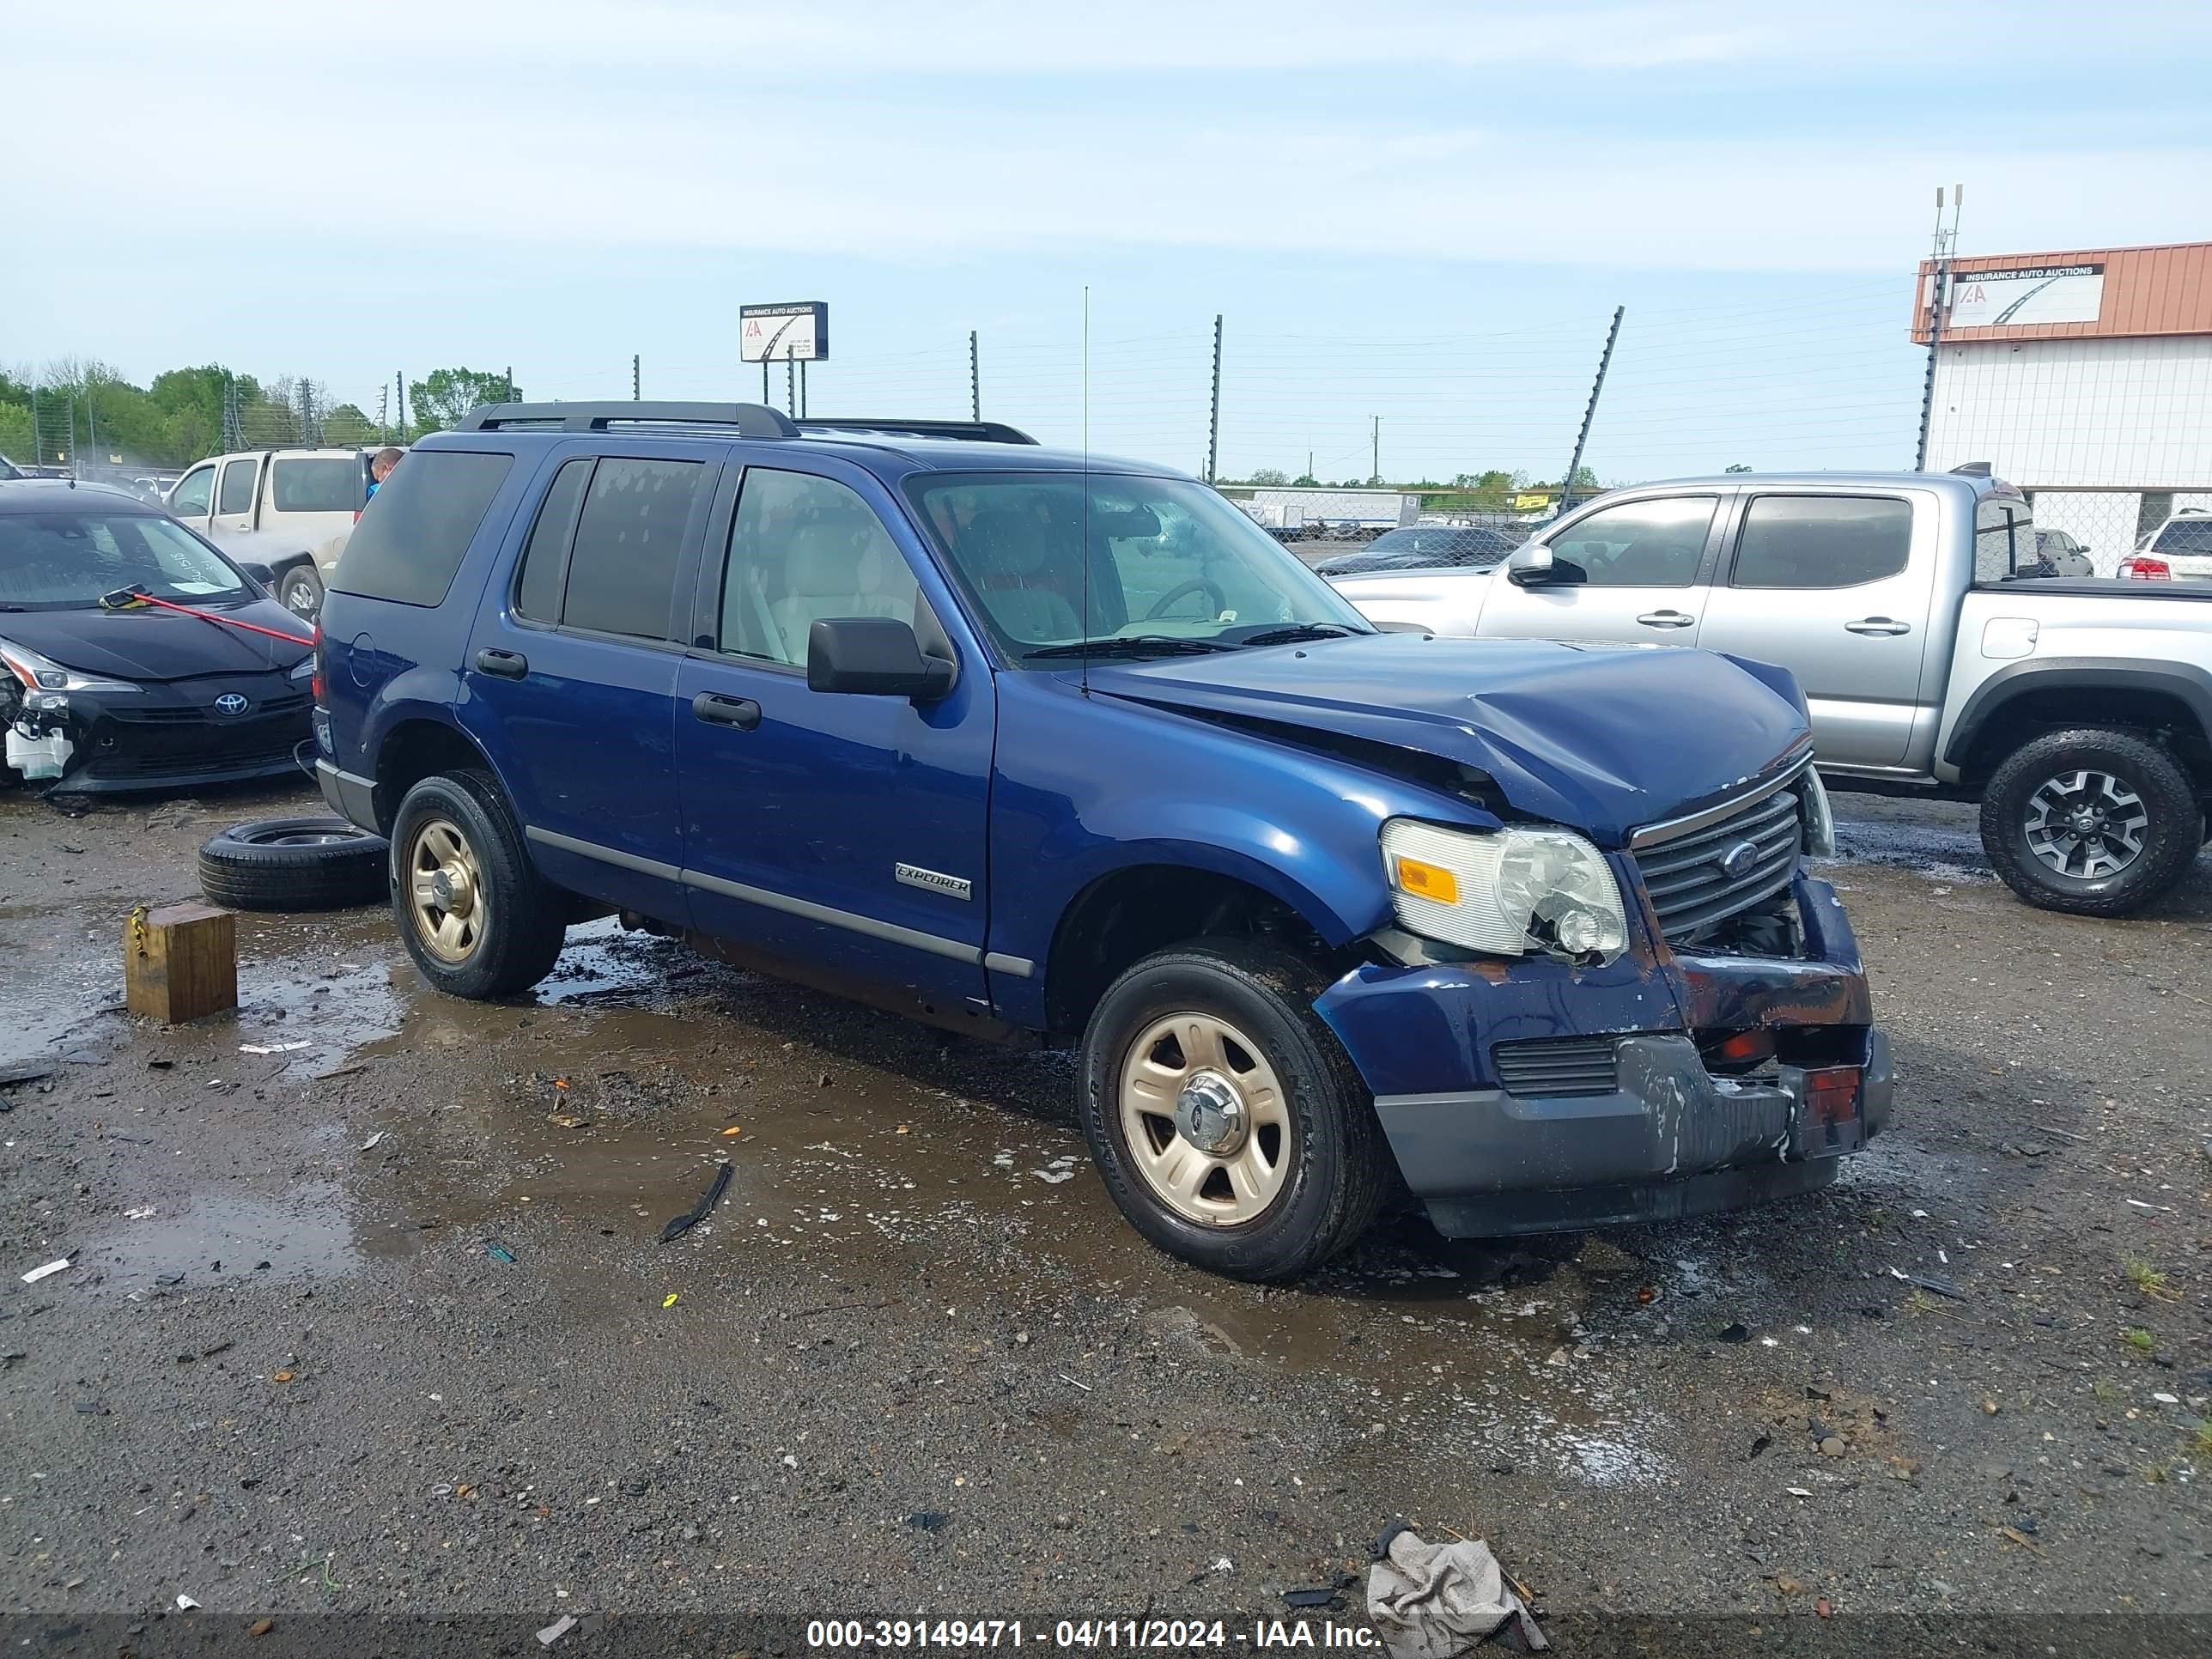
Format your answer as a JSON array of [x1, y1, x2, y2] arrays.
[[1329, 468, 2212, 916]]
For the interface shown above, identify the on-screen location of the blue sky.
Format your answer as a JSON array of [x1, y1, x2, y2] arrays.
[[6, 0, 2209, 483]]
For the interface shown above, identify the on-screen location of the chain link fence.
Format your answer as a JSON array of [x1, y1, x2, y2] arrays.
[[2020, 487, 2212, 574]]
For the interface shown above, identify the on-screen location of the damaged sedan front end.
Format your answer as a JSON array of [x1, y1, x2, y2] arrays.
[[1, 483, 313, 796]]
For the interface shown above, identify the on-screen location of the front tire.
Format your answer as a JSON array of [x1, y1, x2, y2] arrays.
[[389, 769, 568, 998], [1980, 727, 2203, 916], [1078, 938, 1389, 1282]]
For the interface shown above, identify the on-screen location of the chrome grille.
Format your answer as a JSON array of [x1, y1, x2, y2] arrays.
[[1633, 784, 1802, 945], [1493, 1036, 1621, 1098]]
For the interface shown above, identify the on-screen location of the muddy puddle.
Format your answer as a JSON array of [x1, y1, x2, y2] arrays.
[[45, 902, 1690, 1486]]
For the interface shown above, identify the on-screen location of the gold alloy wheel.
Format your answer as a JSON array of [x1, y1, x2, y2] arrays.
[[1118, 1010, 1292, 1225], [407, 816, 488, 963]]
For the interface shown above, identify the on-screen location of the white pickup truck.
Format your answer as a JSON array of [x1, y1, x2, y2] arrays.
[[1329, 467, 2212, 915], [166, 447, 387, 620]]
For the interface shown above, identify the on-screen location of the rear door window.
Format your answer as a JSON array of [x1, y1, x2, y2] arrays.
[[513, 458, 593, 623], [270, 457, 362, 513], [558, 459, 708, 640], [216, 459, 258, 515], [1731, 495, 1912, 588], [332, 449, 514, 606], [718, 467, 920, 665]]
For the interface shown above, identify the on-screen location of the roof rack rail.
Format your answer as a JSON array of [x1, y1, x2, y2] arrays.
[[797, 417, 1038, 446], [457, 402, 799, 438]]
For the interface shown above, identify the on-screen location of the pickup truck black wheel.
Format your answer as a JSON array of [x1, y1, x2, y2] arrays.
[[198, 817, 388, 910], [390, 769, 568, 998], [1078, 938, 1389, 1282], [276, 563, 324, 622], [1981, 728, 2203, 917]]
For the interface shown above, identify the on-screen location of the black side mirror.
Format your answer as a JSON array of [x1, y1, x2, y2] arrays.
[[807, 617, 955, 700], [239, 562, 276, 586]]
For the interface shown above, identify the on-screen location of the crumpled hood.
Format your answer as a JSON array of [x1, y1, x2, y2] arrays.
[[0, 600, 309, 681], [1084, 632, 1811, 847]]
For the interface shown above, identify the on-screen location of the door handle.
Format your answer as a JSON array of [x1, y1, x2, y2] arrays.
[[1844, 617, 1912, 636], [692, 691, 762, 731], [473, 647, 528, 678], [1635, 611, 1697, 629]]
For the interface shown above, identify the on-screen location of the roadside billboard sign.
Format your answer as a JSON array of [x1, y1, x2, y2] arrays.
[[740, 301, 830, 363], [1948, 265, 2105, 328]]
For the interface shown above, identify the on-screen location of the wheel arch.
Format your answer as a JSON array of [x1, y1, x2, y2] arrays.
[[368, 715, 507, 836], [1040, 853, 1369, 1044], [1945, 659, 2212, 792]]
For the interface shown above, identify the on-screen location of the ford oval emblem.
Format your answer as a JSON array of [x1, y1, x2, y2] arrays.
[[1716, 839, 1760, 882], [213, 693, 250, 716]]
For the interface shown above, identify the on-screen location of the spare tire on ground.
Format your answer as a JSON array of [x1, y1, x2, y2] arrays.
[[198, 817, 389, 911]]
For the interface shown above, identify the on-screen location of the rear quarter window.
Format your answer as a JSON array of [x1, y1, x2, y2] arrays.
[[270, 457, 362, 513], [331, 450, 514, 607]]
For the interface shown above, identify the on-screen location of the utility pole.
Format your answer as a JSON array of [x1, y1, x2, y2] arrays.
[[67, 398, 76, 472], [377, 384, 390, 441], [1916, 183, 1963, 471], [85, 382, 99, 469], [1370, 416, 1380, 486], [1206, 313, 1224, 485], [27, 386, 38, 465], [396, 372, 406, 438], [969, 331, 980, 422], [503, 366, 514, 404], [1560, 306, 1625, 510], [632, 354, 641, 401]]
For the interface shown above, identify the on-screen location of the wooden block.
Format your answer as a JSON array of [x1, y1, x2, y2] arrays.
[[125, 902, 237, 1024]]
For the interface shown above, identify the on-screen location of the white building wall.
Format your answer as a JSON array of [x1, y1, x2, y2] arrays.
[[1925, 334, 2212, 489]]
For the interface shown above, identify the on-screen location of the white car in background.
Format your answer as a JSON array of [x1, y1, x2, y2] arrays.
[[2120, 508, 2212, 582], [166, 447, 398, 618]]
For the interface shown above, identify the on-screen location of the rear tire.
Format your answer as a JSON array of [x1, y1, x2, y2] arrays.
[[198, 817, 387, 911], [389, 769, 568, 998], [276, 564, 324, 622], [1078, 937, 1389, 1282], [1980, 727, 2202, 916]]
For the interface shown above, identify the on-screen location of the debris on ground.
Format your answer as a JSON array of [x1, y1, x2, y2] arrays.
[[175, 1594, 202, 1611], [240, 1041, 311, 1054], [359, 1132, 384, 1152], [548, 1112, 590, 1130], [20, 1257, 72, 1285], [661, 1293, 679, 1309], [536, 1613, 577, 1648], [658, 1161, 732, 1243], [483, 1241, 517, 1264], [1367, 1528, 1546, 1655], [906, 1510, 950, 1532], [0, 1060, 56, 1087], [248, 1618, 274, 1638]]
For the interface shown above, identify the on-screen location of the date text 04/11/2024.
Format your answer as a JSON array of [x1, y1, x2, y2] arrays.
[[803, 1620, 1381, 1650]]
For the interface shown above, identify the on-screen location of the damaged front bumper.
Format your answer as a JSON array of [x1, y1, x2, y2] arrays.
[[1316, 873, 1891, 1238], [9, 679, 311, 795]]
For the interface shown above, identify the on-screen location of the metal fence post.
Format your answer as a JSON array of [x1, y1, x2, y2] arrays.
[[1206, 314, 1223, 484], [969, 331, 980, 422], [1561, 306, 1625, 508]]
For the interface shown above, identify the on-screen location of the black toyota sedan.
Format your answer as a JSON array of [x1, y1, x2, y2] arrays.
[[1, 482, 315, 795], [1311, 522, 1520, 577]]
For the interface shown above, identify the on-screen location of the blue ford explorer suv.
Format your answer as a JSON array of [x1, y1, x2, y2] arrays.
[[313, 403, 1890, 1280]]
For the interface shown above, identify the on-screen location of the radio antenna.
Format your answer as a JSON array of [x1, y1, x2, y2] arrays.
[[1080, 284, 1091, 698]]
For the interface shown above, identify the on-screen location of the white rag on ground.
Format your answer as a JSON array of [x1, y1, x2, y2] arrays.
[[1367, 1529, 1547, 1656]]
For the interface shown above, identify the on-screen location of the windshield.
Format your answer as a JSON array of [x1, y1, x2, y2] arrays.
[[907, 472, 1372, 661], [0, 513, 252, 611]]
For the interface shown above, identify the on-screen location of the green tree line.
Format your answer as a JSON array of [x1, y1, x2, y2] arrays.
[[0, 362, 519, 469]]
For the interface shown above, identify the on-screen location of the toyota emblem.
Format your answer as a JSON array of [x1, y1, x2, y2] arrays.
[[1716, 839, 1760, 882], [213, 693, 250, 716]]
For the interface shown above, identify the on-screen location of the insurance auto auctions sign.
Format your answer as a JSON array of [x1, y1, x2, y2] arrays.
[[1948, 264, 2105, 327], [740, 301, 830, 362]]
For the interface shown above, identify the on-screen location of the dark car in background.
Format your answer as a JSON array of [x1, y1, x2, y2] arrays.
[[0, 482, 315, 794], [1313, 523, 1518, 577]]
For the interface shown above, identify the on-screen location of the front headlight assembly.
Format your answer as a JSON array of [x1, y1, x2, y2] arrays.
[[1381, 818, 1629, 963]]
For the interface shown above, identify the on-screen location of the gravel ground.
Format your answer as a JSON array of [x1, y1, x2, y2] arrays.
[[2, 778, 2208, 1652]]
